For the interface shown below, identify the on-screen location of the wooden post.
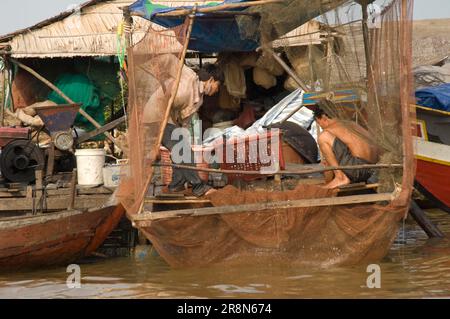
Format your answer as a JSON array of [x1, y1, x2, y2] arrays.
[[409, 200, 444, 238], [325, 37, 334, 91], [308, 44, 315, 90], [10, 59, 116, 144], [68, 169, 77, 210], [136, 11, 196, 214], [46, 142, 55, 178], [34, 170, 43, 215]]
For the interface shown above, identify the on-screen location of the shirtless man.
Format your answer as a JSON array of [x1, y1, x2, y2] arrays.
[[314, 107, 379, 189]]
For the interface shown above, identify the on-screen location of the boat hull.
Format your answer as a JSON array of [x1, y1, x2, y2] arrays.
[[414, 137, 450, 211], [0, 204, 125, 271], [136, 185, 406, 268]]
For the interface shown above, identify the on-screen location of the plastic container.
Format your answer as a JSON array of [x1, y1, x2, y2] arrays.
[[103, 164, 122, 187], [214, 131, 285, 183], [75, 148, 106, 186]]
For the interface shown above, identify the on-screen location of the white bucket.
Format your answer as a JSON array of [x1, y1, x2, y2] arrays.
[[103, 164, 122, 188], [75, 148, 106, 186]]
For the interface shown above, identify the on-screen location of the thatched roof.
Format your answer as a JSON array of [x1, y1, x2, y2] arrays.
[[0, 0, 152, 58]]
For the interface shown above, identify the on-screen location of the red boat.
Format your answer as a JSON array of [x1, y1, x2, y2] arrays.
[[414, 105, 450, 212]]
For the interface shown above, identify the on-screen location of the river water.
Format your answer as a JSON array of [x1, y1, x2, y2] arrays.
[[0, 210, 449, 299]]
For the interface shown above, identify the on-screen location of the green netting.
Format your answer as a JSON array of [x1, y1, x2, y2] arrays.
[[48, 73, 105, 133]]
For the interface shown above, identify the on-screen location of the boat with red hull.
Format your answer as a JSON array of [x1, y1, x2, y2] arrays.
[[0, 202, 125, 271], [414, 105, 450, 212]]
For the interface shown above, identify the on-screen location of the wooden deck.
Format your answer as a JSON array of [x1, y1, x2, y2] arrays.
[[0, 180, 114, 212]]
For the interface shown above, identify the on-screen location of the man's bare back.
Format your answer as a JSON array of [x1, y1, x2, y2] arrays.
[[314, 107, 380, 189], [324, 120, 379, 164]]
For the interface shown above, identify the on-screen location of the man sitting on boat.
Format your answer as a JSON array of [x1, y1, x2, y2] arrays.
[[143, 61, 222, 197], [313, 106, 379, 189]]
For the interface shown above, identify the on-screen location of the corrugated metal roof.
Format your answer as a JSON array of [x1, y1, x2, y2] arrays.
[[0, 0, 152, 58]]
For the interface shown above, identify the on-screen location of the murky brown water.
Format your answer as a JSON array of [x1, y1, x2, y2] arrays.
[[0, 210, 449, 299]]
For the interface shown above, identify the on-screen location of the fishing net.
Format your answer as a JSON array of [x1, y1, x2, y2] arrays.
[[117, 20, 189, 213], [240, 0, 415, 194], [120, 0, 415, 267]]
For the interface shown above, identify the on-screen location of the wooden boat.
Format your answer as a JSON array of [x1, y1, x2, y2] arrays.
[[414, 105, 450, 212], [0, 201, 125, 271], [0, 34, 127, 271], [121, 0, 415, 267]]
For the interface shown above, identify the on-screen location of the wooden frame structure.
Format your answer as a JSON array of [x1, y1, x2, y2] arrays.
[[125, 0, 414, 225]]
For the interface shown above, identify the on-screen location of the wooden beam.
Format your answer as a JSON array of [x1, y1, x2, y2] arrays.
[[132, 192, 394, 223], [153, 162, 402, 176], [0, 195, 110, 212], [261, 46, 309, 91], [145, 198, 211, 204], [76, 116, 126, 144], [409, 200, 444, 238]]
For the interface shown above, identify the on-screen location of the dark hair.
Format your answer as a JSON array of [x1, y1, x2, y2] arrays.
[[197, 64, 224, 83], [313, 107, 328, 119], [313, 99, 334, 119]]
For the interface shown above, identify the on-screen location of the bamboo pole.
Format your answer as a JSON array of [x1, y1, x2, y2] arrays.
[[360, 0, 372, 80], [396, 0, 414, 207], [10, 58, 116, 144], [260, 46, 309, 91], [145, 198, 212, 204], [133, 192, 395, 222], [153, 162, 402, 175], [155, 0, 282, 17], [136, 11, 196, 214]]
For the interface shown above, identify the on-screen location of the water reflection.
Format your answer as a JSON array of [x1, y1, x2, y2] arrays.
[[0, 210, 449, 298]]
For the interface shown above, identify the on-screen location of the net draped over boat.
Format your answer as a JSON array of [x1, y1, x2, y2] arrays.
[[239, 0, 415, 193], [118, 22, 189, 214], [119, 0, 415, 267]]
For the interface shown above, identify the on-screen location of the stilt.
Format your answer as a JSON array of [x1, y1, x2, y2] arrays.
[[409, 200, 445, 238]]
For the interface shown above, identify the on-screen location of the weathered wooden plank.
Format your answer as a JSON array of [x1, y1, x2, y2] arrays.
[[0, 195, 111, 212], [0, 186, 113, 198], [133, 192, 395, 224], [76, 116, 126, 144], [145, 198, 212, 204], [153, 162, 402, 176]]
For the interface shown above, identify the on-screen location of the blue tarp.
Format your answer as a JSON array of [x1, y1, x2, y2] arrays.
[[416, 83, 450, 112], [129, 0, 260, 52]]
